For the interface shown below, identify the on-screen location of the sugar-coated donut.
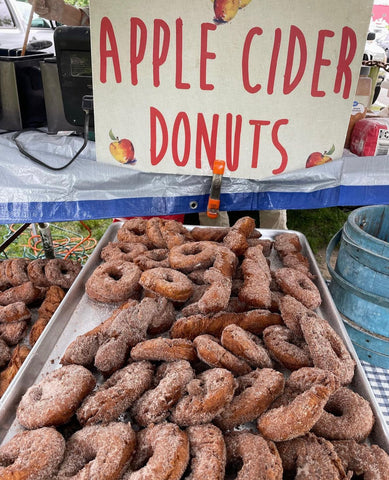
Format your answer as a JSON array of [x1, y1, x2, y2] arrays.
[[214, 368, 285, 431], [332, 439, 389, 480], [223, 216, 256, 256], [170, 310, 282, 340], [45, 258, 82, 289], [16, 365, 96, 429], [277, 433, 347, 479], [300, 312, 355, 385], [221, 324, 273, 369], [262, 324, 312, 371], [169, 242, 216, 273], [85, 260, 141, 303], [193, 334, 251, 376], [278, 294, 312, 337], [117, 218, 154, 248], [170, 368, 236, 426], [132, 360, 195, 426], [27, 258, 51, 287], [77, 360, 154, 426], [139, 267, 193, 302], [185, 424, 226, 480], [0, 427, 65, 480], [274, 268, 321, 310], [5, 258, 30, 286], [57, 422, 136, 480], [224, 431, 283, 480], [0, 301, 31, 324], [100, 241, 148, 263], [123, 422, 190, 480], [274, 232, 302, 258], [134, 248, 170, 270], [131, 338, 197, 363], [312, 386, 374, 442], [0, 281, 46, 306], [257, 367, 339, 442]]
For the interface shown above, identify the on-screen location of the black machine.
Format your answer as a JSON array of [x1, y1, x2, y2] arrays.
[[54, 26, 94, 130]]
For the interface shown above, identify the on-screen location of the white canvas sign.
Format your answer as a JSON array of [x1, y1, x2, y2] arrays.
[[90, 0, 373, 179]]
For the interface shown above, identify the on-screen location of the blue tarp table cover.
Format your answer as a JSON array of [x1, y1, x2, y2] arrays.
[[0, 130, 389, 223]]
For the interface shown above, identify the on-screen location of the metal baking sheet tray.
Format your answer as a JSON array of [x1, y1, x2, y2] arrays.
[[1, 223, 388, 453]]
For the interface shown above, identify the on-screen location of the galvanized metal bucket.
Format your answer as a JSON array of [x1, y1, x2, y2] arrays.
[[326, 205, 389, 368]]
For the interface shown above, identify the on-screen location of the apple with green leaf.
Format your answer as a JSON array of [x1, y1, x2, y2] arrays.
[[109, 129, 136, 165], [306, 144, 335, 168]]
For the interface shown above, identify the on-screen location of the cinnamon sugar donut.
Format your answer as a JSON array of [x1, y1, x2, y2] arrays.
[[145, 217, 168, 248], [332, 439, 389, 480], [100, 241, 148, 263], [139, 267, 193, 302], [221, 324, 273, 368], [130, 338, 197, 363], [238, 256, 271, 309], [85, 260, 141, 303], [214, 368, 285, 431], [282, 252, 315, 279], [134, 248, 170, 270], [193, 334, 251, 376], [0, 301, 31, 323], [278, 294, 312, 337], [143, 296, 176, 335], [16, 365, 96, 429], [0, 281, 46, 306], [224, 431, 283, 480], [274, 232, 302, 258], [170, 368, 236, 426], [45, 258, 81, 289], [190, 227, 230, 242], [123, 422, 190, 480], [277, 433, 347, 479], [312, 387, 374, 441], [0, 319, 28, 345], [5, 258, 30, 286], [185, 424, 226, 480], [169, 242, 216, 273], [77, 360, 154, 426], [300, 312, 355, 385], [159, 219, 193, 249], [27, 258, 51, 287], [117, 218, 154, 248], [223, 216, 256, 256], [262, 324, 312, 371], [132, 360, 195, 426], [57, 422, 136, 480], [170, 310, 282, 340], [0, 427, 65, 480], [257, 367, 339, 442], [274, 268, 321, 310]]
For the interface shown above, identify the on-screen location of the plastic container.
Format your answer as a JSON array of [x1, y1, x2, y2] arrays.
[[350, 117, 389, 156], [344, 66, 372, 148]]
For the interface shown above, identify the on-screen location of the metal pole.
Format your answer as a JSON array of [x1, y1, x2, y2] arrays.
[[37, 223, 55, 259]]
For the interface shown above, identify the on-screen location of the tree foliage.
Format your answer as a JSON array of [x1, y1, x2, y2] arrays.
[[66, 0, 89, 7]]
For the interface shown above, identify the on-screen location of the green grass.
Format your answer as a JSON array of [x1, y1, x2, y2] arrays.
[[287, 207, 350, 253]]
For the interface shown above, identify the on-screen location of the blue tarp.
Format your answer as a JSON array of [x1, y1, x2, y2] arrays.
[[0, 130, 388, 223]]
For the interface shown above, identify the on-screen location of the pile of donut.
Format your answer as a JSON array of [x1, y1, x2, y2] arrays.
[[1, 216, 388, 480], [0, 257, 81, 397]]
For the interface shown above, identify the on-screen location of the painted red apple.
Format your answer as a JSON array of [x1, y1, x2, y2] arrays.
[[109, 129, 136, 165], [306, 144, 335, 168]]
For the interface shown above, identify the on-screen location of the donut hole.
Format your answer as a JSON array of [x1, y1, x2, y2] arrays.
[[324, 404, 344, 417], [225, 457, 244, 478], [108, 269, 123, 282]]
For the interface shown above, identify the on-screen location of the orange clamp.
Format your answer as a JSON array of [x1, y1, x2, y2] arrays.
[[207, 159, 225, 219]]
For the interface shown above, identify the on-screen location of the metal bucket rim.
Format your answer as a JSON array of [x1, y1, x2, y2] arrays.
[[346, 205, 389, 251]]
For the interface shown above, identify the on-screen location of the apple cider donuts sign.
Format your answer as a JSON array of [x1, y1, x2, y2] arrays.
[[90, 0, 373, 179]]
